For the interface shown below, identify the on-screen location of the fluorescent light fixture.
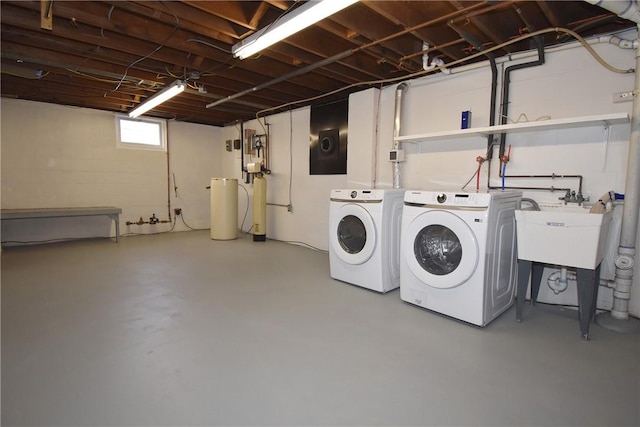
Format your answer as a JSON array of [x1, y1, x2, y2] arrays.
[[232, 0, 359, 60], [129, 80, 186, 118]]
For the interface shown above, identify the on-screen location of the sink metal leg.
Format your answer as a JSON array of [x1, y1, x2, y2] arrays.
[[530, 262, 544, 306], [516, 260, 532, 322], [576, 267, 599, 340], [591, 265, 601, 323]]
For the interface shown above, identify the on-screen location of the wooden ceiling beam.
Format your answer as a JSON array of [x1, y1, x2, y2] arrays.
[[2, 2, 345, 101], [110, 1, 237, 44]]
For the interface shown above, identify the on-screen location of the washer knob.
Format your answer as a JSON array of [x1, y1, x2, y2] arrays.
[[350, 191, 358, 198], [437, 193, 447, 203]]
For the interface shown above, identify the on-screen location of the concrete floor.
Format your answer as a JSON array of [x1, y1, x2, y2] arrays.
[[2, 230, 639, 426]]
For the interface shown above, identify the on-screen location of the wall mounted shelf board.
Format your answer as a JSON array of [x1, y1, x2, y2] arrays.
[[394, 113, 630, 144]]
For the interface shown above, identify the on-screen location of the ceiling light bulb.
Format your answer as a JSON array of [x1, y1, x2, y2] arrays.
[[232, 0, 359, 60], [129, 80, 186, 118]]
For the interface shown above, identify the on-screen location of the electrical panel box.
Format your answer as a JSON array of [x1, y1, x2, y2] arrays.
[[461, 110, 472, 129], [389, 149, 405, 162]]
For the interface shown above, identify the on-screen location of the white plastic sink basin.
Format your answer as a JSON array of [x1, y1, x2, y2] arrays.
[[515, 204, 613, 269]]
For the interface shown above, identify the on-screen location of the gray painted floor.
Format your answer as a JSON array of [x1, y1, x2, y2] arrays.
[[2, 230, 639, 426]]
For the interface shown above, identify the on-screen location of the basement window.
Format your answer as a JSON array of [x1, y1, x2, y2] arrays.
[[116, 115, 167, 151]]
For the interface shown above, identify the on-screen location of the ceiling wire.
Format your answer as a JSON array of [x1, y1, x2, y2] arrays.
[[186, 0, 299, 79], [112, 1, 180, 92], [186, 38, 232, 54], [67, 68, 120, 83], [256, 26, 633, 120]]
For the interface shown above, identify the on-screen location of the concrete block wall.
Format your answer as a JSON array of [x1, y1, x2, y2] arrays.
[[0, 100, 224, 243]]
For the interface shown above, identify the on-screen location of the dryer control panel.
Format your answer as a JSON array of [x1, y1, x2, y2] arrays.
[[331, 189, 385, 202], [405, 190, 491, 208]]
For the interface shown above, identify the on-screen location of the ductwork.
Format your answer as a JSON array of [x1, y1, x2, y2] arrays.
[[392, 82, 409, 189], [585, 0, 640, 24]]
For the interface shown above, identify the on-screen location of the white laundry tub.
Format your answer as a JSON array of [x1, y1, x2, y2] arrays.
[[515, 204, 613, 269]]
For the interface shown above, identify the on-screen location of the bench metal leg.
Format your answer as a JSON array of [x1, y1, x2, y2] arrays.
[[108, 214, 120, 243]]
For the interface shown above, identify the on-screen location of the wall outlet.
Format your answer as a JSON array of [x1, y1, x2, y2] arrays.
[[613, 91, 633, 103]]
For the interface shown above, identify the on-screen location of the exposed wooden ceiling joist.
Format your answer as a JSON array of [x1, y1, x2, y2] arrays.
[[1, 0, 634, 127]]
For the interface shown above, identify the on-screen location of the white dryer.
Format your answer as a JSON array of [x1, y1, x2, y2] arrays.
[[329, 189, 404, 293], [400, 189, 521, 326]]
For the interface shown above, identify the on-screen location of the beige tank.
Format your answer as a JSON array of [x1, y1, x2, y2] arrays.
[[253, 174, 267, 242], [210, 178, 238, 240]]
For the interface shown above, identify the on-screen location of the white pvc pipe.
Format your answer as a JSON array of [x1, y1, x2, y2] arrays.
[[610, 24, 640, 320], [409, 29, 635, 90], [548, 267, 573, 294], [422, 43, 448, 73], [585, 0, 640, 24]]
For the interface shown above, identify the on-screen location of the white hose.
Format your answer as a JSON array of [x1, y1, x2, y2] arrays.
[[589, 190, 615, 213]]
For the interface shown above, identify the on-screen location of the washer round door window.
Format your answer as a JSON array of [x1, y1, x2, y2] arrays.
[[404, 210, 479, 289], [338, 215, 367, 254], [414, 224, 463, 275], [331, 204, 376, 265]]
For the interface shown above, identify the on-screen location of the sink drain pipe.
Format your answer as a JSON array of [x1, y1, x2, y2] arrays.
[[607, 28, 640, 322], [585, 1, 640, 328]]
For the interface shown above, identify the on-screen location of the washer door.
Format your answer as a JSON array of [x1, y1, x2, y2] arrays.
[[404, 209, 479, 289], [330, 204, 376, 265]]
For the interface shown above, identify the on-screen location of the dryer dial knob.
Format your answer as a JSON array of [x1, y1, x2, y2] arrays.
[[350, 191, 358, 198], [437, 193, 447, 203]]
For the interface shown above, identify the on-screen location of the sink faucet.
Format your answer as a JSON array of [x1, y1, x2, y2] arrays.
[[559, 190, 589, 206]]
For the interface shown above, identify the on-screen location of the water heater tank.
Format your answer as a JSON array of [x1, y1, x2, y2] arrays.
[[210, 178, 238, 240]]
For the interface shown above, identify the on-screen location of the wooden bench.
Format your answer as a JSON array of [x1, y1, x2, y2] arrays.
[[0, 207, 122, 243]]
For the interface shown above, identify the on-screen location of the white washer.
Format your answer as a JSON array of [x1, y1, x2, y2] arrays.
[[329, 189, 404, 293], [400, 189, 521, 326]]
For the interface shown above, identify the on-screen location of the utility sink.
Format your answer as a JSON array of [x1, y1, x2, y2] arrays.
[[515, 204, 613, 269]]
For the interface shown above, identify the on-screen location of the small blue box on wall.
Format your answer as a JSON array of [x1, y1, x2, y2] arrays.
[[461, 110, 471, 129]]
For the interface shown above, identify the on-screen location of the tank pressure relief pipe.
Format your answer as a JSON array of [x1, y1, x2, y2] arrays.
[[501, 145, 511, 191], [475, 156, 485, 192]]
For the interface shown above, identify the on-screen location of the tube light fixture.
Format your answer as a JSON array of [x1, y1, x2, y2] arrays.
[[232, 0, 359, 60], [128, 80, 186, 118]]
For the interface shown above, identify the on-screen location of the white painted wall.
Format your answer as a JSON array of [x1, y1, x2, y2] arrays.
[[1, 99, 224, 242], [219, 107, 347, 250]]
